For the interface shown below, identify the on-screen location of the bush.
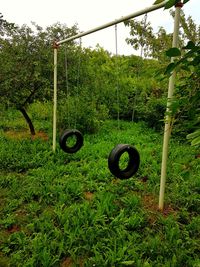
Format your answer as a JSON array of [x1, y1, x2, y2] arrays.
[[57, 94, 109, 134], [130, 95, 166, 131], [28, 101, 52, 121]]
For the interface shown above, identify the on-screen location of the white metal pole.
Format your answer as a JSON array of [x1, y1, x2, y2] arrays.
[[57, 1, 168, 45], [159, 2, 183, 211], [53, 44, 58, 152]]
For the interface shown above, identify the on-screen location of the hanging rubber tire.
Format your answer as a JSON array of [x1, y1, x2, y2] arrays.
[[108, 144, 140, 179], [59, 129, 83, 153]]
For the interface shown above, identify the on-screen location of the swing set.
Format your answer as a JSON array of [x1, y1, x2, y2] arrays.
[[52, 0, 183, 210]]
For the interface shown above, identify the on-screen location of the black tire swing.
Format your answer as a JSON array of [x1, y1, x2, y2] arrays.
[[108, 144, 140, 179], [59, 40, 83, 154], [107, 25, 140, 179], [59, 129, 83, 154]]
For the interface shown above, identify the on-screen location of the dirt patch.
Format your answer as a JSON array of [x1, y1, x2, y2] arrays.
[[84, 192, 95, 201], [32, 131, 49, 141], [4, 129, 30, 139], [61, 257, 73, 267], [142, 194, 159, 212], [140, 176, 149, 183], [61, 257, 85, 267], [161, 205, 177, 217], [7, 224, 20, 233], [142, 194, 177, 223], [4, 130, 48, 141]]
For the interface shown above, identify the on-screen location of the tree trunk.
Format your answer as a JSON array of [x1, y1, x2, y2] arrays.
[[18, 107, 35, 136]]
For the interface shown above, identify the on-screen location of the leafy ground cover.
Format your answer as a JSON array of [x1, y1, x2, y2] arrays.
[[0, 108, 200, 266]]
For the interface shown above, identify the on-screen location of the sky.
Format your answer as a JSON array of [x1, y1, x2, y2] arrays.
[[1, 0, 199, 55]]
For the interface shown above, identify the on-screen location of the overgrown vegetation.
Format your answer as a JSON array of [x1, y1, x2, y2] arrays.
[[0, 108, 200, 266], [164, 41, 200, 143]]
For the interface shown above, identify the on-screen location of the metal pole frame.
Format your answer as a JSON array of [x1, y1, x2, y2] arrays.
[[52, 0, 168, 152], [53, 42, 58, 152], [159, 2, 183, 211], [57, 1, 168, 45]]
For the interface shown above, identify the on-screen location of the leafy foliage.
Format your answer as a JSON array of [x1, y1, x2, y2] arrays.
[[124, 19, 173, 61], [165, 41, 200, 143], [153, 0, 191, 9], [166, 47, 181, 57], [170, 9, 200, 44], [187, 129, 200, 146], [0, 110, 199, 266]]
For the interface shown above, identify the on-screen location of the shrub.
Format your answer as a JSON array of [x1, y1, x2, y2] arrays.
[[57, 94, 109, 134]]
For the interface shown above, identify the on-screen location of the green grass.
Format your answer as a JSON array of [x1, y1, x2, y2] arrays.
[[0, 107, 200, 266]]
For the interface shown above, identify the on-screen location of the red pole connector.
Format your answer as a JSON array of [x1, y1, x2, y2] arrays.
[[53, 41, 59, 49], [175, 2, 183, 8]]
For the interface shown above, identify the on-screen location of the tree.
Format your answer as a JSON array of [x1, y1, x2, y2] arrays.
[[0, 22, 49, 134], [124, 16, 174, 61], [125, 0, 193, 61], [165, 41, 200, 143], [0, 17, 78, 135], [170, 9, 200, 44], [124, 15, 154, 58]]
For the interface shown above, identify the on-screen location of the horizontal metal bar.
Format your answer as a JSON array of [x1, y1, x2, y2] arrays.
[[57, 0, 168, 45]]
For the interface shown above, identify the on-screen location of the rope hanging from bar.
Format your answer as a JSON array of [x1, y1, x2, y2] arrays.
[[59, 38, 84, 154]]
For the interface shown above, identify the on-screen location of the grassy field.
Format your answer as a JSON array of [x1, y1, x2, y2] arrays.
[[0, 106, 200, 267]]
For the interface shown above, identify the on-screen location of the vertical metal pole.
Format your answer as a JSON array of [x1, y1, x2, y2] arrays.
[[159, 2, 183, 210], [53, 44, 58, 152], [115, 24, 120, 130]]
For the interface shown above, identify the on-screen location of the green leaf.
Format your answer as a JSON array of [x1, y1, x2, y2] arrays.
[[187, 129, 200, 146], [187, 130, 200, 139], [165, 0, 179, 9], [164, 62, 176, 74], [183, 0, 190, 4], [191, 136, 200, 146], [153, 0, 163, 4], [183, 41, 196, 50], [181, 65, 190, 71], [121, 261, 135, 266], [191, 56, 200, 66], [166, 48, 181, 57]]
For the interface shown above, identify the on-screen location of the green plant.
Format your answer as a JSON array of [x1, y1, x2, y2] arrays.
[[0, 107, 199, 266], [167, 41, 200, 142], [187, 127, 200, 146], [57, 94, 109, 134]]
